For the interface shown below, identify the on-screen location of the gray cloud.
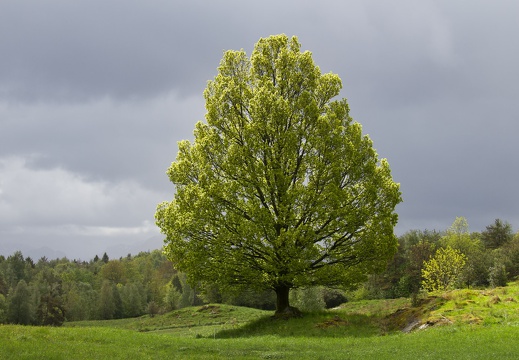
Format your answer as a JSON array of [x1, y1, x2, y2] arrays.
[[1, 0, 519, 258], [0, 1, 229, 102], [0, 93, 205, 188]]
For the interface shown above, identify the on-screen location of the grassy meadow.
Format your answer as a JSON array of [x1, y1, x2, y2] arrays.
[[3, 283, 519, 359]]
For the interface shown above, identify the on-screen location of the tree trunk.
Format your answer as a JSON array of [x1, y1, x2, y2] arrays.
[[274, 285, 301, 317], [275, 285, 290, 314]]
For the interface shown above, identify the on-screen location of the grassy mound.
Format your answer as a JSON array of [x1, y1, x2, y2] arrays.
[[65, 304, 270, 337], [64, 282, 519, 338], [4, 283, 519, 359], [383, 282, 519, 332]]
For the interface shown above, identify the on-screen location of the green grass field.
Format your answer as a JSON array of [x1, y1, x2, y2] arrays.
[[3, 284, 519, 359]]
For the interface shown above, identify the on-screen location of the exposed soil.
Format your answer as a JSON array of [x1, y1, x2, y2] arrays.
[[272, 306, 303, 320], [382, 296, 448, 333], [197, 305, 221, 316], [315, 315, 349, 329]]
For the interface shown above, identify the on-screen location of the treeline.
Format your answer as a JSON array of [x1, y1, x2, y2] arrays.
[[0, 250, 191, 326], [0, 248, 305, 326], [359, 217, 519, 303], [1, 217, 517, 325]]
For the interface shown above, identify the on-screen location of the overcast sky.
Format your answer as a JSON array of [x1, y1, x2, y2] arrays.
[[1, 0, 518, 260]]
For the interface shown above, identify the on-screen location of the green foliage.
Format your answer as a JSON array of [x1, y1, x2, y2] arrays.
[[422, 246, 467, 292], [98, 280, 116, 320], [0, 249, 207, 325], [2, 216, 518, 326], [164, 280, 182, 311], [500, 234, 519, 278], [146, 301, 160, 317], [460, 247, 493, 287], [482, 219, 513, 249], [120, 282, 145, 317], [321, 288, 348, 308], [0, 293, 7, 323], [488, 262, 508, 288], [31, 267, 66, 326], [0, 272, 8, 296], [220, 288, 276, 310], [356, 230, 441, 300], [64, 283, 97, 321], [7, 280, 34, 325], [100, 260, 126, 284], [359, 218, 515, 293], [35, 284, 65, 326], [156, 34, 401, 313], [4, 251, 29, 289], [289, 287, 326, 312], [440, 217, 482, 255]]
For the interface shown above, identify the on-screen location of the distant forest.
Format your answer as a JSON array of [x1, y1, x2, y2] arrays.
[[1, 217, 517, 326]]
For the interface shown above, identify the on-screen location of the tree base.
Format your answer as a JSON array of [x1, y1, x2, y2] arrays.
[[273, 306, 303, 319]]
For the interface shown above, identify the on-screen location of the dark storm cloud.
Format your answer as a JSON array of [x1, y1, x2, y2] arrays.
[[0, 0, 411, 102], [0, 1, 236, 102], [1, 0, 519, 258]]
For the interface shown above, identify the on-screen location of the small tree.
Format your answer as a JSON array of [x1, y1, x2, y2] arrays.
[[5, 251, 27, 288], [482, 219, 513, 249], [440, 217, 481, 255], [147, 301, 160, 318], [421, 246, 467, 292], [156, 34, 401, 315], [500, 234, 519, 278], [7, 280, 34, 325], [488, 260, 508, 288], [98, 280, 116, 320], [0, 294, 7, 324], [120, 283, 144, 318], [164, 281, 182, 311]]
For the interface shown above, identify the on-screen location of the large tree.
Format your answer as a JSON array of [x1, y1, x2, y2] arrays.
[[156, 35, 402, 314]]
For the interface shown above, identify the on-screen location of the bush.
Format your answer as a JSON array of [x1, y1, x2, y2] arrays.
[[422, 246, 467, 292], [289, 287, 325, 312], [322, 288, 347, 308], [0, 294, 7, 323], [147, 301, 160, 317], [163, 282, 182, 311], [488, 263, 508, 288], [223, 288, 276, 310]]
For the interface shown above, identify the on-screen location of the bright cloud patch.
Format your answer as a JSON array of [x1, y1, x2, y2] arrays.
[[0, 156, 161, 235]]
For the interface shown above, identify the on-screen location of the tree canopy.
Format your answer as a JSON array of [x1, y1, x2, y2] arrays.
[[421, 246, 467, 292], [482, 218, 513, 249], [155, 34, 402, 314]]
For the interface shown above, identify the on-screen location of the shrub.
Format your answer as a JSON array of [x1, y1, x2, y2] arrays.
[[422, 246, 467, 292], [147, 301, 160, 317], [322, 288, 347, 308], [289, 287, 325, 312], [488, 263, 508, 288]]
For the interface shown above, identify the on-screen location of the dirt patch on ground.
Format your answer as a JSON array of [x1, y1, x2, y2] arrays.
[[197, 305, 221, 315], [489, 295, 501, 304], [315, 315, 349, 329], [382, 297, 447, 333]]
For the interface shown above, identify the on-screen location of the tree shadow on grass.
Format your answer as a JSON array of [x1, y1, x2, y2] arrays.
[[214, 312, 384, 339]]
